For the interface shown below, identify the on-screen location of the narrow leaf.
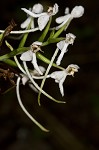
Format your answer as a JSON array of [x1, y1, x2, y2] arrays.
[[0, 47, 29, 61], [36, 52, 64, 70]]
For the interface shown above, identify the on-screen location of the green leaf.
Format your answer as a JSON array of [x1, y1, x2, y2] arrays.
[[42, 37, 65, 46], [2, 59, 17, 67], [0, 47, 29, 61], [49, 29, 55, 38], [48, 37, 65, 44], [36, 52, 64, 70], [18, 33, 29, 48]]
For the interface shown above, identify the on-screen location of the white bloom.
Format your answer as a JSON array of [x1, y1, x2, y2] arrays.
[[20, 41, 43, 75], [21, 3, 59, 31], [56, 33, 76, 65], [21, 3, 44, 29], [38, 3, 59, 31], [21, 66, 45, 93], [50, 64, 79, 96], [55, 6, 84, 30]]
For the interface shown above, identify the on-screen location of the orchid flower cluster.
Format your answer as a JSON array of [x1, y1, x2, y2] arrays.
[[0, 3, 84, 132]]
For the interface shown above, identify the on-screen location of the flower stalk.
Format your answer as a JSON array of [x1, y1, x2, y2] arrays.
[[0, 3, 84, 132]]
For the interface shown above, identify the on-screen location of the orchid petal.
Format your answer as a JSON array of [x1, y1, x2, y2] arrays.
[[52, 3, 59, 15], [21, 17, 31, 29], [38, 14, 49, 31], [56, 43, 68, 65], [21, 75, 29, 85], [59, 73, 66, 96], [32, 53, 43, 75], [32, 3, 43, 14], [71, 6, 84, 18], [65, 7, 69, 14], [59, 81, 64, 96], [56, 14, 71, 24], [33, 41, 42, 46], [55, 21, 67, 30], [21, 8, 47, 18], [57, 40, 65, 50], [50, 71, 64, 82], [20, 50, 33, 61], [50, 70, 67, 96]]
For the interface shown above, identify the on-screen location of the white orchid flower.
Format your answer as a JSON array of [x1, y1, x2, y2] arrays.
[[55, 6, 84, 30], [50, 64, 79, 96], [21, 3, 59, 31], [21, 66, 46, 85], [56, 33, 76, 66], [20, 41, 43, 75], [21, 3, 44, 29], [38, 3, 59, 31], [21, 66, 46, 93], [23, 61, 66, 104]]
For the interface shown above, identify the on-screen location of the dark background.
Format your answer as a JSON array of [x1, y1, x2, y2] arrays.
[[0, 0, 99, 150]]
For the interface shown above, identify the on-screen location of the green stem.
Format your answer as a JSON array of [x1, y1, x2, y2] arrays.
[[18, 33, 28, 48]]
